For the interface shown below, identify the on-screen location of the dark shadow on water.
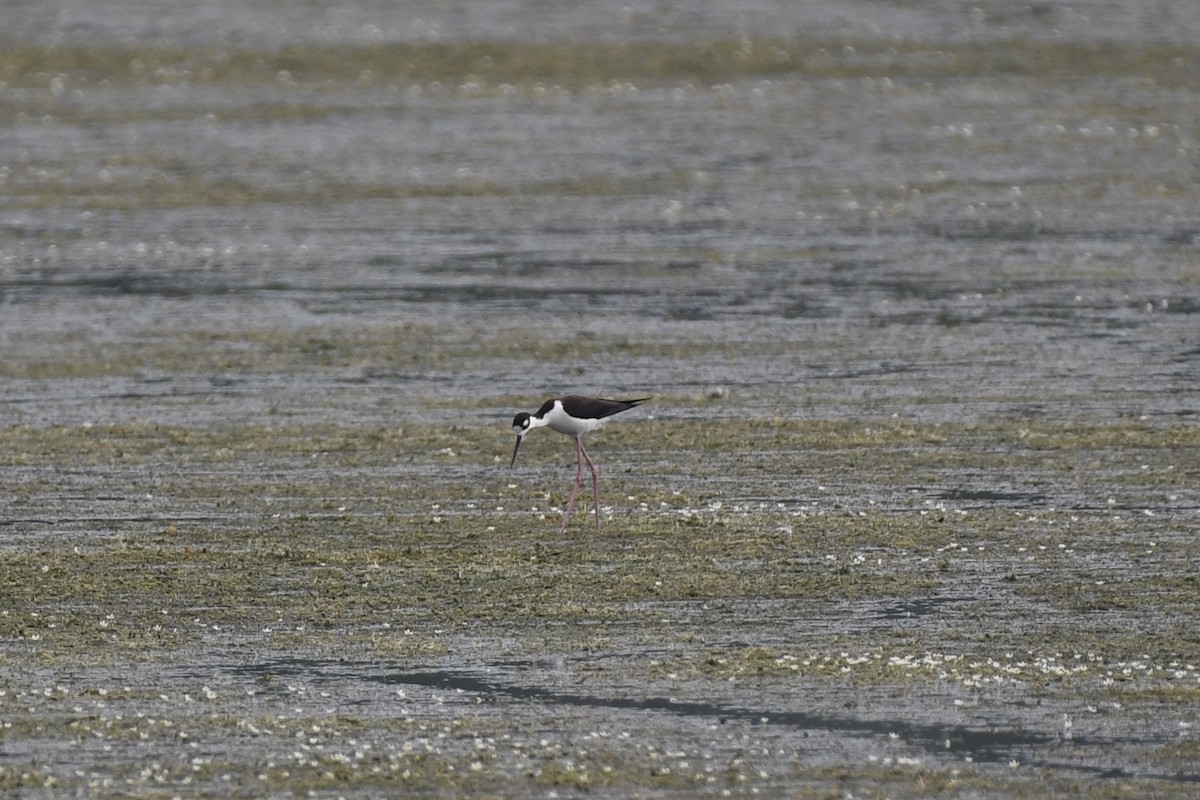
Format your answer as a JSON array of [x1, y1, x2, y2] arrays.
[[226, 657, 1200, 784], [874, 595, 969, 619], [925, 488, 1050, 506], [921, 489, 1046, 506]]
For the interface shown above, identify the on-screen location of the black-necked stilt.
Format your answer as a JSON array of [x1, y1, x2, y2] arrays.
[[510, 395, 650, 532]]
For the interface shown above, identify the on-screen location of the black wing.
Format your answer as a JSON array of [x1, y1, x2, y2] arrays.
[[558, 395, 650, 420]]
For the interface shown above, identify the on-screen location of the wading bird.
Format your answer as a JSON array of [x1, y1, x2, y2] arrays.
[[510, 395, 649, 532]]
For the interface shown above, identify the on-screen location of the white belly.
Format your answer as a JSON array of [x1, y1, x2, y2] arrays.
[[543, 402, 604, 437]]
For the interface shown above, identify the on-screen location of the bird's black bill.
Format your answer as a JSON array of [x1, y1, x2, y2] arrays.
[[510, 436, 522, 468]]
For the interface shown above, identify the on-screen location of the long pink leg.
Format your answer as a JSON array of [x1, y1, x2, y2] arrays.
[[578, 438, 601, 530], [559, 438, 586, 532]]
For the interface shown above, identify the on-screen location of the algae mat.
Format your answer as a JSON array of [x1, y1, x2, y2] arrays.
[[2, 416, 1198, 796]]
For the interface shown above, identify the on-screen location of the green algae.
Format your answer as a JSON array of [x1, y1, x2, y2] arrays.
[[2, 37, 1195, 91], [6, 405, 1194, 796], [4, 415, 1197, 667], [5, 415, 1196, 467]]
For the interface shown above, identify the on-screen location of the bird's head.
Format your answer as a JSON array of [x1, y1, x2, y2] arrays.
[[510, 412, 533, 467]]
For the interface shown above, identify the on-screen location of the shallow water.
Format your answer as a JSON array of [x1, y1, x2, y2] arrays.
[[2, 1, 1199, 797]]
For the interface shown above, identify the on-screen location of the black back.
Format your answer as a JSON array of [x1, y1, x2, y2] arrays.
[[555, 395, 650, 420]]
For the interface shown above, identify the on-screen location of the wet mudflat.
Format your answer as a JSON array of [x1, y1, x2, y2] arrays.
[[2, 1, 1199, 797]]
